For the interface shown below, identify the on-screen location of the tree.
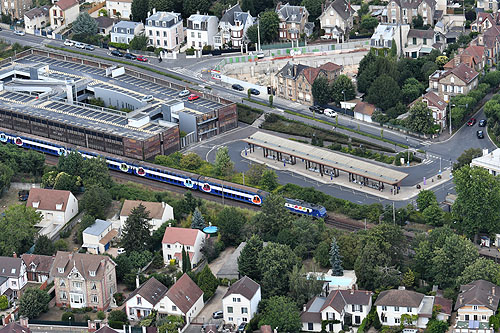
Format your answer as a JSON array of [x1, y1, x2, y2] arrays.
[[158, 315, 185, 333], [80, 186, 111, 219], [402, 78, 424, 104], [246, 163, 267, 185], [435, 56, 449, 68], [128, 250, 153, 270], [0, 162, 13, 194], [401, 269, 415, 288], [457, 257, 500, 286], [54, 239, 68, 251], [183, 0, 211, 17], [251, 193, 292, 240], [214, 146, 234, 177], [0, 205, 41, 256], [453, 166, 500, 241], [329, 237, 343, 276], [34, 235, 55, 255], [331, 75, 356, 105], [258, 242, 299, 296], [216, 207, 246, 246], [121, 203, 152, 253], [366, 74, 401, 110], [260, 11, 280, 43], [358, 51, 376, 78], [288, 265, 324, 307], [180, 153, 203, 170], [181, 246, 190, 273], [360, 15, 378, 31], [80, 157, 113, 189], [73, 13, 98, 36], [453, 148, 482, 170], [357, 3, 369, 17], [406, 101, 435, 134], [422, 203, 444, 226], [259, 169, 279, 191], [417, 190, 437, 211], [0, 295, 7, 310], [129, 35, 149, 50], [197, 266, 218, 300], [238, 235, 263, 281], [191, 207, 206, 230], [132, 0, 149, 22], [246, 24, 258, 44], [259, 296, 301, 333], [19, 288, 50, 319], [314, 240, 330, 267], [426, 320, 449, 333], [53, 172, 78, 192], [312, 76, 331, 105], [108, 310, 128, 328], [301, 0, 322, 20], [412, 14, 424, 28]]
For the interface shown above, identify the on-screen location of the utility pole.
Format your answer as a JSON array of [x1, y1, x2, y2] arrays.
[[257, 15, 261, 52], [392, 202, 396, 225], [449, 103, 452, 136]]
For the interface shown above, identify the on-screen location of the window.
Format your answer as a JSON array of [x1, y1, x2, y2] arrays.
[[172, 305, 177, 311], [227, 306, 233, 313], [407, 307, 412, 312], [308, 323, 314, 330], [91, 283, 97, 290], [228, 317, 233, 322], [233, 298, 241, 302], [423, 38, 427, 45], [242, 307, 248, 314], [58, 267, 64, 273], [394, 306, 399, 312], [89, 271, 96, 277], [60, 291, 67, 300], [92, 295, 98, 303], [473, 305, 478, 310], [167, 244, 171, 248], [191, 32, 194, 37], [60, 280, 65, 287], [72, 282, 82, 289], [382, 306, 387, 311], [412, 37, 416, 44], [137, 296, 142, 305], [395, 318, 400, 324]]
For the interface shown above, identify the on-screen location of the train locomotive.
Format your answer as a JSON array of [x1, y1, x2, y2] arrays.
[[0, 131, 327, 219]]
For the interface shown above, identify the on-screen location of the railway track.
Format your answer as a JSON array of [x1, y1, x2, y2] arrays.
[[325, 217, 367, 232]]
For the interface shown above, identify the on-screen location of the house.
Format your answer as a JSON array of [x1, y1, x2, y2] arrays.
[[476, 0, 499, 17], [318, 0, 355, 42], [1, 0, 32, 20], [162, 227, 206, 268], [26, 188, 78, 239], [0, 256, 27, 299], [21, 254, 54, 283], [120, 200, 174, 232], [82, 219, 118, 254], [471, 148, 500, 176], [428, 63, 479, 102], [94, 326, 120, 333], [145, 10, 184, 50], [476, 26, 500, 66], [275, 61, 342, 105], [49, 0, 79, 30], [125, 277, 168, 321], [276, 3, 310, 42], [435, 296, 452, 322], [0, 321, 31, 333], [384, 0, 436, 26], [95, 16, 114, 35], [375, 288, 434, 329], [409, 91, 446, 128], [444, 45, 486, 72], [214, 4, 254, 49], [404, 29, 436, 58], [301, 289, 373, 332], [154, 273, 204, 324], [110, 21, 144, 44], [186, 14, 219, 50], [353, 102, 376, 123], [51, 251, 117, 311], [222, 276, 261, 325], [24, 5, 50, 34], [471, 12, 496, 33], [370, 23, 410, 57], [106, 0, 132, 19], [454, 280, 500, 333]]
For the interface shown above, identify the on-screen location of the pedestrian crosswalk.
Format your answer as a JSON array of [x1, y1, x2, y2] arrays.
[[170, 67, 202, 79], [420, 140, 433, 146]]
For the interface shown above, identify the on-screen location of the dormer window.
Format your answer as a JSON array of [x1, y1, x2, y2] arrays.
[[56, 203, 63, 210], [58, 267, 64, 273], [11, 268, 15, 274], [32, 201, 39, 208], [162, 21, 166, 27], [89, 271, 96, 277], [148, 20, 152, 26]]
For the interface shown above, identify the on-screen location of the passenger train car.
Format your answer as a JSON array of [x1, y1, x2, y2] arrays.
[[0, 131, 327, 218]]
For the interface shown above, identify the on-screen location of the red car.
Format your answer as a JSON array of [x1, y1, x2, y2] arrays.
[[467, 118, 477, 126], [136, 55, 148, 62], [188, 94, 199, 101]]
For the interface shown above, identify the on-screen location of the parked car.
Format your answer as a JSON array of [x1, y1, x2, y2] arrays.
[[14, 30, 25, 36], [467, 118, 476, 126], [477, 130, 485, 139], [75, 42, 85, 49], [117, 248, 126, 255], [136, 55, 148, 62], [188, 94, 199, 101], [64, 40, 74, 46], [479, 119, 487, 127], [178, 89, 190, 97], [141, 95, 154, 102], [84, 44, 95, 51], [232, 84, 244, 91], [212, 311, 223, 319], [124, 53, 136, 60], [111, 50, 124, 57], [249, 88, 260, 95], [237, 323, 247, 332], [324, 108, 338, 118], [257, 52, 265, 59]]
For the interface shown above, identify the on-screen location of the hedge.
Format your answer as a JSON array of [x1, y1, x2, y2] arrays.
[[237, 103, 263, 124]]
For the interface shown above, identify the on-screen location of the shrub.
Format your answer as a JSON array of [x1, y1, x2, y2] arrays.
[[61, 312, 75, 322], [97, 311, 106, 320], [108, 42, 129, 50]]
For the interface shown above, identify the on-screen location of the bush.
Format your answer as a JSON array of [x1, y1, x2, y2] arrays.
[[109, 320, 124, 329], [108, 42, 129, 50], [186, 48, 195, 56], [97, 311, 106, 320], [113, 293, 124, 306], [61, 312, 75, 322]]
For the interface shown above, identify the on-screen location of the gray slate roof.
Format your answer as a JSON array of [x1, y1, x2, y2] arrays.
[[276, 3, 308, 23], [375, 289, 424, 308], [455, 280, 500, 311], [408, 28, 434, 39], [83, 219, 112, 236], [113, 20, 142, 31], [95, 16, 114, 29], [327, 0, 355, 20], [126, 277, 168, 306], [24, 5, 50, 20], [220, 4, 242, 25], [0, 257, 23, 278], [223, 276, 260, 300]]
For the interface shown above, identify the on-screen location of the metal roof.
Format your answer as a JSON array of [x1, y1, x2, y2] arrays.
[[243, 131, 408, 185], [83, 219, 112, 236]]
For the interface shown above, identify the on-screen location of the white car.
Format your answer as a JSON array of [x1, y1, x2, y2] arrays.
[[324, 108, 338, 118], [141, 95, 154, 102], [14, 30, 25, 36], [74, 42, 85, 49], [117, 248, 126, 255], [64, 40, 74, 46], [178, 89, 190, 97]]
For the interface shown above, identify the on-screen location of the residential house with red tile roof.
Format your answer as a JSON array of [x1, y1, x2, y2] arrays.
[[49, 0, 79, 31], [475, 25, 500, 66], [21, 254, 54, 283], [50, 251, 117, 311], [444, 45, 486, 72], [125, 277, 168, 321], [0, 321, 31, 333], [26, 188, 78, 239], [120, 200, 174, 232], [428, 63, 479, 102], [471, 12, 496, 34], [301, 289, 373, 332], [222, 276, 261, 325], [353, 102, 376, 123], [162, 227, 207, 268], [409, 91, 447, 128], [154, 273, 204, 324], [276, 61, 342, 106]]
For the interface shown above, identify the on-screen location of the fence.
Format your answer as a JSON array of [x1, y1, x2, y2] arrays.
[[28, 319, 88, 327]]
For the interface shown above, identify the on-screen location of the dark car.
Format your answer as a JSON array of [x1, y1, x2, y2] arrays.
[[212, 311, 223, 319], [124, 53, 136, 60], [232, 84, 244, 91], [249, 88, 260, 95], [237, 323, 247, 332], [477, 130, 485, 139], [309, 105, 324, 114], [84, 44, 95, 51], [479, 119, 487, 127], [111, 50, 124, 57], [467, 118, 477, 126]]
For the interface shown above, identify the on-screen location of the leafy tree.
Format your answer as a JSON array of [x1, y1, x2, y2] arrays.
[[114, 254, 133, 282], [435, 56, 449, 68], [312, 76, 331, 105], [366, 74, 401, 110], [412, 14, 424, 28], [180, 153, 203, 170], [406, 101, 435, 134], [132, 0, 149, 22], [329, 237, 343, 276], [401, 268, 415, 288], [121, 203, 152, 252], [259, 296, 301, 333], [216, 207, 247, 246], [358, 51, 376, 78], [241, 0, 256, 16], [258, 242, 299, 296], [360, 15, 378, 31], [81, 157, 113, 189], [301, 0, 322, 20], [314, 240, 330, 268], [197, 266, 218, 300], [260, 11, 280, 43], [426, 320, 449, 333], [77, 214, 96, 244], [54, 239, 68, 251], [183, 0, 211, 17], [108, 310, 128, 326], [331, 75, 356, 105], [181, 246, 190, 273], [19, 288, 50, 319], [238, 235, 263, 281], [246, 24, 258, 44], [288, 265, 324, 307], [158, 315, 184, 333], [214, 146, 234, 177], [453, 148, 482, 171], [0, 205, 41, 256], [246, 163, 267, 185], [414, 227, 454, 281], [34, 235, 55, 255], [128, 250, 153, 270], [453, 166, 500, 241], [422, 203, 444, 226], [80, 186, 111, 219], [190, 207, 206, 230], [0, 295, 8, 310], [457, 257, 500, 286], [402, 78, 424, 104], [417, 190, 437, 211], [0, 162, 13, 194], [129, 35, 149, 50], [337, 233, 362, 270], [251, 193, 292, 240], [73, 12, 98, 36], [260, 169, 279, 191], [53, 172, 78, 192]]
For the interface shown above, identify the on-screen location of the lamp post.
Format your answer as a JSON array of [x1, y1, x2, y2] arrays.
[[448, 103, 453, 136], [406, 137, 410, 167], [439, 156, 442, 175], [257, 15, 261, 52], [68, 316, 72, 331], [342, 89, 346, 115]]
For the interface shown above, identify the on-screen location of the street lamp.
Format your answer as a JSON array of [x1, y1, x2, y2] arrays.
[[68, 316, 72, 331], [448, 103, 468, 135], [406, 137, 410, 167], [257, 15, 261, 52]]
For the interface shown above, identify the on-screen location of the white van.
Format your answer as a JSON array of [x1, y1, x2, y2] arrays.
[[324, 108, 337, 118]]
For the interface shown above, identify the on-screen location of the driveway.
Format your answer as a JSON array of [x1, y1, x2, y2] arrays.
[[194, 286, 228, 325]]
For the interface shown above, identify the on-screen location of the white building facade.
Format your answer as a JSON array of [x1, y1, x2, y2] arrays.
[[186, 14, 218, 50], [0, 257, 27, 299], [110, 21, 144, 44], [222, 276, 261, 325], [162, 227, 206, 268], [146, 10, 184, 50], [106, 0, 132, 19]]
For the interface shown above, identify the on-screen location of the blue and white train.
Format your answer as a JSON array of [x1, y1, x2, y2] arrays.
[[0, 131, 328, 218]]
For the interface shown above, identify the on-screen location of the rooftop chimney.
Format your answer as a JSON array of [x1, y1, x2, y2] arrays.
[[136, 274, 140, 289], [303, 304, 307, 312], [398, 286, 406, 290], [493, 287, 496, 296], [12, 252, 16, 258]]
